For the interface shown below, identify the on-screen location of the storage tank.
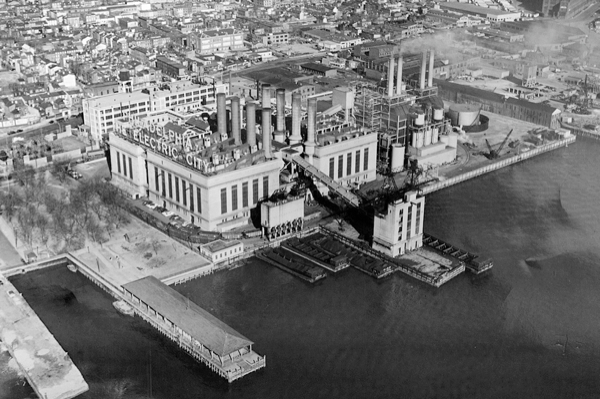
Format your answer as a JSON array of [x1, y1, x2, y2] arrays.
[[433, 107, 444, 121], [446, 132, 458, 148], [411, 131, 418, 147], [448, 104, 479, 127], [431, 127, 439, 144], [413, 110, 425, 126], [416, 131, 424, 148], [390, 143, 405, 171], [424, 127, 432, 147]]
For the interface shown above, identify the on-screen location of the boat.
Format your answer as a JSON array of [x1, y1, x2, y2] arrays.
[[112, 300, 135, 316], [67, 264, 77, 273]]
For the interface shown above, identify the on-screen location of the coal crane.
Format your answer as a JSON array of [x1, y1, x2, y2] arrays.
[[485, 129, 513, 159]]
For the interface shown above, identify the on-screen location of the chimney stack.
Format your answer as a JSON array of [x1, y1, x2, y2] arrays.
[[304, 97, 317, 162], [231, 96, 241, 145], [246, 101, 257, 150], [428, 50, 435, 88], [289, 92, 302, 145], [217, 92, 227, 136], [274, 88, 286, 143], [420, 50, 427, 90], [262, 84, 271, 109], [396, 56, 403, 96], [262, 107, 272, 159], [387, 56, 395, 97]]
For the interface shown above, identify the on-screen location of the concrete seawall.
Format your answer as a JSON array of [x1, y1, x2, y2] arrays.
[[422, 136, 576, 195]]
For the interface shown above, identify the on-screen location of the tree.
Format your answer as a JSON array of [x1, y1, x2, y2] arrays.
[[51, 159, 72, 183], [35, 213, 49, 247], [0, 191, 24, 220]]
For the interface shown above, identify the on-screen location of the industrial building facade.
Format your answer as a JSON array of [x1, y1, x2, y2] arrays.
[[109, 124, 281, 231], [83, 81, 224, 143], [435, 79, 561, 129]]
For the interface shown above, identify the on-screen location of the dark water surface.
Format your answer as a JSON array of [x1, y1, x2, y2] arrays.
[[4, 138, 600, 399]]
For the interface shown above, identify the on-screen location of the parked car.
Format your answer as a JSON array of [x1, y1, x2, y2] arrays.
[[143, 200, 157, 209], [162, 210, 175, 218], [169, 214, 183, 222], [154, 206, 167, 213]]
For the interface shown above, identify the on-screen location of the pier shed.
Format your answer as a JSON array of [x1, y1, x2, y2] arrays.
[[122, 276, 265, 382]]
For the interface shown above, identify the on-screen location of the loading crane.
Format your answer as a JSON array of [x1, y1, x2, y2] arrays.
[[485, 129, 513, 159]]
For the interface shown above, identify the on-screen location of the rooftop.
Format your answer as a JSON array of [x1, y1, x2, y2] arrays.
[[440, 2, 521, 16], [201, 239, 242, 253], [123, 276, 253, 357]]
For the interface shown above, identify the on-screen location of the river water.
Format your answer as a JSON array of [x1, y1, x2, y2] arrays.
[[3, 138, 600, 399]]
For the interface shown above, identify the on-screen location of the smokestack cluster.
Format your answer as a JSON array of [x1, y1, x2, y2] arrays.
[[217, 92, 227, 136], [289, 92, 302, 145], [428, 50, 435, 88], [396, 55, 403, 95], [420, 50, 427, 90], [246, 101, 257, 149], [262, 107, 272, 159], [231, 96, 241, 146], [304, 97, 316, 162], [274, 88, 286, 143], [262, 84, 271, 109], [387, 56, 395, 97]]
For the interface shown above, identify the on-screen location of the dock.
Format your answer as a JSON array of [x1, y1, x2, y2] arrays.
[[0, 273, 89, 399], [256, 248, 327, 283], [4, 254, 266, 383], [421, 136, 575, 195], [423, 234, 493, 274]]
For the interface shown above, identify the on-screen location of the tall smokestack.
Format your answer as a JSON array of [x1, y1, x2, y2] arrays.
[[246, 101, 257, 149], [275, 88, 286, 143], [428, 50, 435, 88], [396, 56, 403, 96], [387, 56, 395, 97], [231, 96, 241, 145], [262, 84, 271, 109], [304, 97, 316, 162], [289, 92, 302, 145], [262, 107, 272, 158], [217, 92, 227, 136], [420, 50, 427, 90]]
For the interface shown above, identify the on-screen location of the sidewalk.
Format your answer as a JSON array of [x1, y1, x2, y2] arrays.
[[0, 216, 26, 268]]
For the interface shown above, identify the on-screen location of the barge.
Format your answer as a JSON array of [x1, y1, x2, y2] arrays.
[[256, 248, 327, 283], [281, 235, 350, 273], [423, 234, 493, 274]]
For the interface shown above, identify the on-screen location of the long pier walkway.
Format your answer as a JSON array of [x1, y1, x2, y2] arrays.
[[292, 155, 361, 207]]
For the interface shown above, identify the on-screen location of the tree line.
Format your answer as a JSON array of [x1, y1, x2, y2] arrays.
[[0, 162, 130, 254]]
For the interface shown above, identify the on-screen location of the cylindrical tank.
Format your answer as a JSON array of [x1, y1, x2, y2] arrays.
[[231, 96, 241, 145], [217, 92, 227, 136], [447, 132, 458, 148], [424, 127, 432, 147], [414, 111, 425, 126], [262, 107, 272, 158], [390, 143, 405, 171], [431, 127, 439, 144], [246, 101, 257, 148], [290, 92, 302, 144], [416, 131, 424, 148], [433, 107, 444, 121], [448, 104, 479, 127], [411, 131, 418, 148]]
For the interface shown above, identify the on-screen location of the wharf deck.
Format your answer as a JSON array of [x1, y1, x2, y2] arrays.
[[0, 273, 89, 399], [256, 248, 327, 283], [423, 234, 493, 274]]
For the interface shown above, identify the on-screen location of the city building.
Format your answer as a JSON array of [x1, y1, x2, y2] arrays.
[[439, 2, 521, 22], [83, 80, 225, 142], [189, 29, 245, 55], [542, 0, 594, 17]]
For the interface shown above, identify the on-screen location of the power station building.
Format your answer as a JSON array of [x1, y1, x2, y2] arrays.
[[107, 82, 379, 232]]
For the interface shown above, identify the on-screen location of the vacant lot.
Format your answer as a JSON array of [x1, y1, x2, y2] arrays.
[[0, 71, 23, 88]]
